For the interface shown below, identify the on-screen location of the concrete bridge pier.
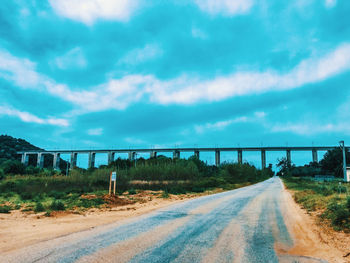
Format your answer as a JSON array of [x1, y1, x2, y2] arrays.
[[150, 151, 157, 158], [37, 153, 44, 169], [108, 152, 115, 165], [128, 151, 136, 161], [53, 153, 60, 170], [88, 152, 96, 169], [173, 150, 180, 159], [21, 153, 29, 166], [286, 150, 291, 164], [238, 150, 243, 164], [215, 150, 220, 166], [194, 150, 200, 159], [312, 149, 318, 163], [261, 150, 266, 169], [70, 152, 77, 169]]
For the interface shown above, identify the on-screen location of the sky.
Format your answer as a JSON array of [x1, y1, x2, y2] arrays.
[[1, 0, 350, 166]]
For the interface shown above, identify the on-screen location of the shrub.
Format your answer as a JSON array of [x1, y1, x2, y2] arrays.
[[168, 185, 186, 195], [20, 191, 35, 200], [34, 202, 45, 213], [324, 201, 350, 228], [0, 205, 12, 213], [191, 186, 205, 193], [45, 211, 51, 217], [50, 200, 65, 211], [49, 191, 65, 199], [128, 189, 136, 195], [161, 190, 169, 198], [0, 160, 25, 174], [0, 169, 4, 180], [25, 166, 40, 175], [318, 185, 333, 196]]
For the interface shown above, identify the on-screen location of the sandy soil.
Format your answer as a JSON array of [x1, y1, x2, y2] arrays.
[[0, 191, 214, 254], [280, 185, 350, 263]]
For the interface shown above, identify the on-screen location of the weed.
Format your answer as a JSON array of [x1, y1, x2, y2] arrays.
[[161, 190, 169, 198], [34, 202, 45, 213], [50, 200, 65, 211], [44, 210, 51, 217]]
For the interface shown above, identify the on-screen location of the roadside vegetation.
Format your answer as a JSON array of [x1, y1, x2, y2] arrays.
[[0, 153, 273, 215], [280, 148, 350, 232]]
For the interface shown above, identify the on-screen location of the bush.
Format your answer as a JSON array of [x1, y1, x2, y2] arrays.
[[0, 169, 4, 180], [50, 200, 65, 211], [326, 202, 350, 228], [0, 160, 25, 174], [318, 185, 333, 196], [128, 189, 136, 195], [25, 166, 40, 175], [49, 191, 65, 199], [161, 190, 169, 198], [0, 205, 12, 213], [20, 191, 35, 200], [34, 202, 45, 213]]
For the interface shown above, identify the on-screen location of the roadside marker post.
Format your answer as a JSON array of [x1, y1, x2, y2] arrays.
[[109, 171, 117, 195]]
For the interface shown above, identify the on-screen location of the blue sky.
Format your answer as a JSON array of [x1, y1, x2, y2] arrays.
[[1, 0, 350, 166]]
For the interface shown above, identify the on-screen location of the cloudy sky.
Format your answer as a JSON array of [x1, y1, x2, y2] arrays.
[[1, 0, 350, 165]]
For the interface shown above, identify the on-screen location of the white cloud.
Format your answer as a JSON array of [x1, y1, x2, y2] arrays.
[[54, 47, 87, 70], [124, 137, 146, 144], [49, 0, 140, 25], [117, 44, 163, 66], [271, 122, 350, 135], [325, 0, 337, 8], [87, 128, 103, 135], [0, 105, 69, 127], [254, 111, 266, 118], [0, 50, 39, 87], [195, 116, 248, 134], [194, 111, 266, 134], [150, 43, 350, 104], [194, 0, 254, 16], [2, 43, 350, 114]]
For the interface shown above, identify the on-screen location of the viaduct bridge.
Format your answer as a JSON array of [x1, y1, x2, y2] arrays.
[[17, 146, 343, 170]]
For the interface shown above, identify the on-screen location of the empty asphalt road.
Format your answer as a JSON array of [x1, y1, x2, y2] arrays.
[[1, 177, 328, 263]]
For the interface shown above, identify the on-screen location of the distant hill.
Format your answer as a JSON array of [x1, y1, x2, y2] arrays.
[[0, 135, 42, 161], [0, 135, 67, 170]]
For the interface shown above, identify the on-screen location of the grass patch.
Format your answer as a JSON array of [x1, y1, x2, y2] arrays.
[[283, 176, 350, 232]]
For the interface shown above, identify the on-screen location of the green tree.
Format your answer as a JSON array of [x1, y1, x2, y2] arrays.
[[0, 160, 25, 174], [276, 157, 294, 176], [320, 148, 350, 178]]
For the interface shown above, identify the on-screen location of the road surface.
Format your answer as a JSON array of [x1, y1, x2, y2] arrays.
[[0, 177, 327, 263]]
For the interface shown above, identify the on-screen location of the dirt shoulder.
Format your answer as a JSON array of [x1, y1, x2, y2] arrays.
[[0, 190, 217, 253], [281, 184, 350, 263]]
